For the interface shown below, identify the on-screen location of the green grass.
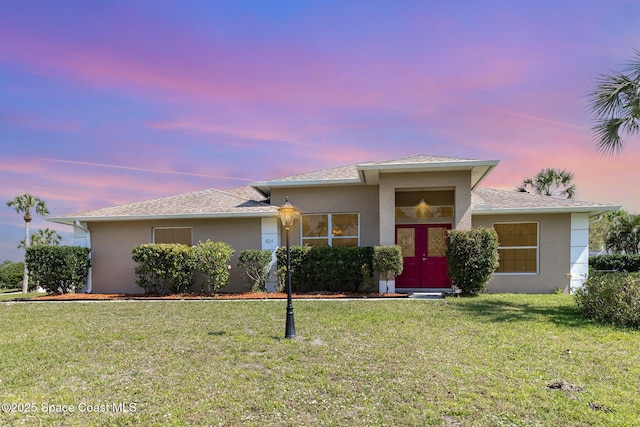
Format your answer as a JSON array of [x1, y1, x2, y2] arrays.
[[1, 295, 639, 426]]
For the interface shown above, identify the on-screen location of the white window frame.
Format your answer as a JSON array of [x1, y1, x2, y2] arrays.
[[300, 213, 360, 247], [152, 226, 193, 245], [493, 221, 539, 275]]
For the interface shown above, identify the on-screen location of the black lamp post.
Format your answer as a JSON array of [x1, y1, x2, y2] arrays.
[[278, 196, 298, 339]]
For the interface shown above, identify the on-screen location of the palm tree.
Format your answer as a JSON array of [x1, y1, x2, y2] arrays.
[[517, 168, 577, 199], [6, 194, 49, 293], [18, 228, 62, 249], [589, 50, 640, 155]]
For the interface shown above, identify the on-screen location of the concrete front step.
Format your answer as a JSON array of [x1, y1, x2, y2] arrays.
[[408, 292, 445, 300]]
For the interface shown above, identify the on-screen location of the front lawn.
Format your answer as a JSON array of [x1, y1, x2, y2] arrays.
[[1, 294, 638, 426]]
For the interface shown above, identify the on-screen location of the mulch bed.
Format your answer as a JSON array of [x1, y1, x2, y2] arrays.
[[22, 291, 409, 301]]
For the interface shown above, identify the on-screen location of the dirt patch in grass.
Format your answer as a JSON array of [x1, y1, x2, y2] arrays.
[[546, 380, 586, 393], [24, 291, 409, 301]]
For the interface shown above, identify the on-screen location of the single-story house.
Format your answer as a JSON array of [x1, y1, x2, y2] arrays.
[[48, 154, 619, 294]]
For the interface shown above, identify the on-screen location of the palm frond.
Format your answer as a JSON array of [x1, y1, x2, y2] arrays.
[[589, 51, 640, 154]]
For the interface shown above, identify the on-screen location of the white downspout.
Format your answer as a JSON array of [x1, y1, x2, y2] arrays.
[[75, 220, 92, 293]]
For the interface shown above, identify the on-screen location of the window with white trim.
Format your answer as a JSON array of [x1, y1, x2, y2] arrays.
[[153, 227, 192, 245], [493, 222, 538, 274], [301, 213, 359, 247]]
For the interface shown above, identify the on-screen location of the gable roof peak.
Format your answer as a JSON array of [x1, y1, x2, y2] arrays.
[[363, 154, 480, 166], [251, 153, 499, 194]]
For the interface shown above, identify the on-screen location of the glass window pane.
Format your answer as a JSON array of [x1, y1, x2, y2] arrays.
[[302, 214, 328, 238], [395, 207, 412, 219], [397, 228, 415, 257], [302, 238, 329, 247], [303, 213, 359, 247], [428, 227, 447, 257], [395, 205, 453, 220], [524, 248, 537, 272], [495, 223, 537, 247], [331, 238, 358, 247], [332, 214, 358, 237], [496, 248, 537, 273], [154, 228, 192, 245]]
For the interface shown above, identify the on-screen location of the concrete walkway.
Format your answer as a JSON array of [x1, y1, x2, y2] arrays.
[[408, 292, 445, 300]]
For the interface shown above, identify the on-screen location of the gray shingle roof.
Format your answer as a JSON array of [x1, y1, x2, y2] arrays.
[[251, 154, 498, 191], [50, 186, 276, 223], [472, 188, 617, 214], [49, 155, 618, 224], [366, 154, 479, 166], [258, 163, 361, 184]]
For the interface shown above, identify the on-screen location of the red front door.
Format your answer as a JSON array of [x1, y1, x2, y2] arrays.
[[395, 224, 451, 288]]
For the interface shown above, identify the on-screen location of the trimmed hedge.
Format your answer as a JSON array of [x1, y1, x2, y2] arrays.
[[575, 272, 640, 328], [131, 242, 235, 294], [25, 246, 91, 294], [589, 254, 640, 273], [373, 245, 403, 293], [276, 246, 374, 293], [132, 244, 195, 294]]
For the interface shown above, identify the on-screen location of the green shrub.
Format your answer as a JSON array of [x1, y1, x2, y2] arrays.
[[361, 263, 375, 292], [132, 241, 235, 295], [194, 241, 235, 293], [276, 246, 374, 293], [237, 249, 273, 292], [589, 254, 640, 272], [25, 246, 91, 294], [575, 272, 640, 328], [132, 244, 195, 294], [373, 246, 403, 293], [0, 261, 23, 289], [445, 227, 499, 296], [276, 246, 309, 293]]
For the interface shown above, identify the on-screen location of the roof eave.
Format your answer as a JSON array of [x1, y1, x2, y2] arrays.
[[356, 159, 499, 171], [472, 205, 620, 216], [471, 163, 498, 190], [251, 178, 363, 195], [357, 160, 499, 187], [47, 210, 279, 225]]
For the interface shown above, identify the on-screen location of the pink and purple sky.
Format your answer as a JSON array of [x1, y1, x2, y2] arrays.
[[2, 1, 639, 261]]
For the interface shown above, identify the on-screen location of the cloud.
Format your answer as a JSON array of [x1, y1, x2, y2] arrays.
[[41, 158, 252, 182]]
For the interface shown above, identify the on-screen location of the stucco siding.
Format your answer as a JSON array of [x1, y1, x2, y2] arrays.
[[88, 218, 263, 293], [472, 213, 571, 293]]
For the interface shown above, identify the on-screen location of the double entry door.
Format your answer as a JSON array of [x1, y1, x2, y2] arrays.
[[395, 224, 451, 288]]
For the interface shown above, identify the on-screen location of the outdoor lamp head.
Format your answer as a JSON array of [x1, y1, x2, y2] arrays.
[[278, 197, 298, 228]]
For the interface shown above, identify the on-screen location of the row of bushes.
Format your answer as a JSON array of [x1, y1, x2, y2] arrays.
[[25, 246, 91, 294], [575, 272, 640, 328], [275, 246, 377, 293], [131, 243, 406, 295], [20, 227, 498, 296], [589, 254, 640, 272]]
